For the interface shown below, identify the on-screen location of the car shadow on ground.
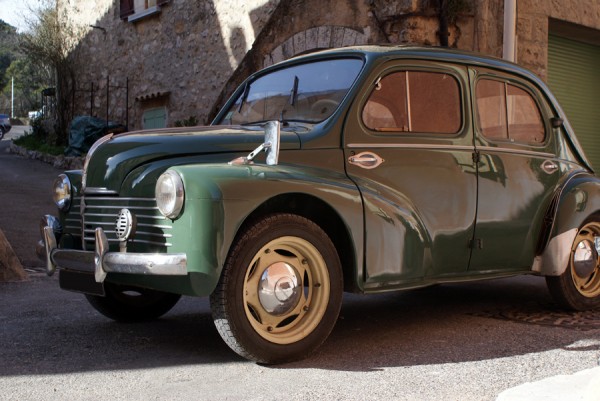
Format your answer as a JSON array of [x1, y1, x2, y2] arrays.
[[1, 274, 598, 375], [292, 276, 600, 372]]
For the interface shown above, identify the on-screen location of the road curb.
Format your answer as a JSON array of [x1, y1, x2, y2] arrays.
[[0, 228, 28, 282], [9, 142, 84, 169]]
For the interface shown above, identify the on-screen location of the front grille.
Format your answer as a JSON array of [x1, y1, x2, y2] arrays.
[[81, 196, 172, 251], [64, 196, 83, 236]]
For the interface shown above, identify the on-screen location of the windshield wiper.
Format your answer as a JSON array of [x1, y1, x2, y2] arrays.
[[289, 75, 299, 107]]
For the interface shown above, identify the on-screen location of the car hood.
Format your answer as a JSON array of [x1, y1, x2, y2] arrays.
[[83, 125, 301, 192]]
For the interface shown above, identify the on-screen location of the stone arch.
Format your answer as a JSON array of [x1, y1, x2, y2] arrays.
[[263, 25, 369, 67]]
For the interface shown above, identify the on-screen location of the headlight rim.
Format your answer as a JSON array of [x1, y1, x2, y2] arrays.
[[155, 170, 185, 220], [53, 173, 72, 211]]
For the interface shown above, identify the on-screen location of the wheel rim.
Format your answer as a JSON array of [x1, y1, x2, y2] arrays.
[[570, 222, 600, 298], [243, 236, 330, 344]]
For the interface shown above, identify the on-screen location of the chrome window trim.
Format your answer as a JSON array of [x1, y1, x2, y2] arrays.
[[476, 146, 555, 159], [347, 143, 474, 152], [347, 143, 555, 159]]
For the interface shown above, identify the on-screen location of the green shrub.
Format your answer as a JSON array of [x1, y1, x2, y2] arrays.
[[13, 132, 65, 156], [174, 116, 199, 127]]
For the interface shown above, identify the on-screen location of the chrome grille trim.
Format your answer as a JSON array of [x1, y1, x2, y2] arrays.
[[80, 196, 172, 249], [85, 205, 160, 211], [82, 228, 172, 239], [82, 236, 173, 247], [83, 196, 155, 202], [63, 197, 83, 235], [137, 223, 173, 229]]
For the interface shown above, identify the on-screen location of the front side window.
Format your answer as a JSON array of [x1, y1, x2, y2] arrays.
[[476, 79, 545, 144], [219, 58, 364, 125], [362, 70, 462, 134]]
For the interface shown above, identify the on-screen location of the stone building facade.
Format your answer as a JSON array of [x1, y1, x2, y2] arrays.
[[58, 0, 600, 159]]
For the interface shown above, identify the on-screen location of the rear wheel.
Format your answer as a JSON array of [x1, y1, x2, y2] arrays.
[[85, 282, 181, 322], [210, 213, 343, 364], [546, 219, 600, 310]]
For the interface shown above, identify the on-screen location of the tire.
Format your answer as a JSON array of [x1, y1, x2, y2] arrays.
[[85, 282, 181, 322], [0, 127, 4, 140], [210, 213, 343, 364], [546, 218, 600, 310]]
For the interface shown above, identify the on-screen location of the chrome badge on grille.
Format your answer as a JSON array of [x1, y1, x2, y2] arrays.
[[115, 208, 135, 242]]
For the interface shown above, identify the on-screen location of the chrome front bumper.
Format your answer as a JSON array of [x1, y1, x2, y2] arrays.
[[37, 222, 187, 284]]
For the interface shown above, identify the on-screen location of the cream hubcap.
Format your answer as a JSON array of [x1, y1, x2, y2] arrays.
[[571, 222, 600, 298], [243, 236, 330, 344]]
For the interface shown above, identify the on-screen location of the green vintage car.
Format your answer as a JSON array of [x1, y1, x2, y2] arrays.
[[39, 46, 600, 363]]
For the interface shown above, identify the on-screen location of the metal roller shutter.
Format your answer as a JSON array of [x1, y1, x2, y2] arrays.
[[548, 33, 600, 171]]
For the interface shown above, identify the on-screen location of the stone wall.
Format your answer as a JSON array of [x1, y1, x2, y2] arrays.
[[58, 0, 280, 129], [58, 0, 600, 130]]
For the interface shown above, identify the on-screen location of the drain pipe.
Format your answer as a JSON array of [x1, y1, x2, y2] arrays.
[[438, 0, 449, 47], [503, 0, 517, 61]]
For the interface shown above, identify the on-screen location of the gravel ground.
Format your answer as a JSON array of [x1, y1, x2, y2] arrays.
[[1, 272, 599, 400]]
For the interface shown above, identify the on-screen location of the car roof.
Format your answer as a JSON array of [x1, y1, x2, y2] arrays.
[[272, 45, 592, 172]]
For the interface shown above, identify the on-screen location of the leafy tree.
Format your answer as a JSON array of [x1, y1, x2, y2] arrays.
[[2, 57, 51, 116], [0, 20, 20, 114], [0, 20, 19, 88], [19, 1, 82, 145]]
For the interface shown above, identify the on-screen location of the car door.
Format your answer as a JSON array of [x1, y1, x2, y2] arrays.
[[468, 67, 562, 273], [344, 61, 478, 290]]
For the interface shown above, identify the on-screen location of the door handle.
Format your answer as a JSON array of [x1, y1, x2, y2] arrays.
[[541, 160, 559, 174], [348, 152, 385, 169]]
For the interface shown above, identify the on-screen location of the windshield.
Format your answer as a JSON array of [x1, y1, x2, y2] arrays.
[[219, 58, 364, 125]]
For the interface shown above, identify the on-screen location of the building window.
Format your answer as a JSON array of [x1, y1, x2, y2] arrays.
[[362, 70, 462, 134], [120, 0, 170, 22]]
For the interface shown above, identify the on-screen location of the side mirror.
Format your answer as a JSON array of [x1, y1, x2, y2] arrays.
[[229, 120, 281, 166], [551, 117, 564, 128]]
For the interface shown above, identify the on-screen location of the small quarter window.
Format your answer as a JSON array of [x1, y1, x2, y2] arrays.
[[362, 71, 461, 134], [476, 79, 545, 144]]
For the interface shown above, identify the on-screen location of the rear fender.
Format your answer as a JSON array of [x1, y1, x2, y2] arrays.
[[534, 173, 600, 276]]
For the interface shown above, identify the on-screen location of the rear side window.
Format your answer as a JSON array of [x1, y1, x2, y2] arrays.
[[362, 71, 461, 134], [476, 79, 545, 144]]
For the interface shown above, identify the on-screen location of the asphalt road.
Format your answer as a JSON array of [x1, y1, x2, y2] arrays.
[[0, 130, 599, 400]]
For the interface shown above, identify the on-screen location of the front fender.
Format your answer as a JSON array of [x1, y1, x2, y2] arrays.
[[167, 163, 363, 295], [534, 173, 600, 276]]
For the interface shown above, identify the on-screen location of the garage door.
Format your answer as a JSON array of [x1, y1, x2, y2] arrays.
[[548, 33, 600, 171]]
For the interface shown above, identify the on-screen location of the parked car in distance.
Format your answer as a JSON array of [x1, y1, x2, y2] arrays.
[[0, 114, 11, 139], [28, 110, 41, 119], [38, 46, 600, 364]]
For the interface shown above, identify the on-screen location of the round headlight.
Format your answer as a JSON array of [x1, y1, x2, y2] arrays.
[[53, 174, 72, 211], [156, 170, 185, 219]]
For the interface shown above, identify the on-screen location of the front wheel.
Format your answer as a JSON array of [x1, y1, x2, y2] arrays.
[[210, 213, 343, 364], [85, 282, 181, 322], [546, 219, 600, 310]]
